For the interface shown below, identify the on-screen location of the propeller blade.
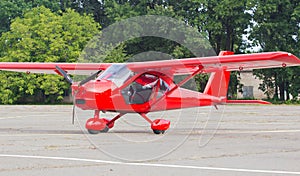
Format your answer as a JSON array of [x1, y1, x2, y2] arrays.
[[71, 90, 79, 125], [72, 103, 75, 125], [214, 105, 218, 110], [55, 65, 73, 84], [55, 68, 101, 124], [78, 70, 102, 86]]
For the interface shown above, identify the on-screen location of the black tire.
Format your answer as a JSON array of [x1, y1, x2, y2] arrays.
[[153, 130, 165, 134], [100, 126, 109, 133], [88, 129, 100, 134]]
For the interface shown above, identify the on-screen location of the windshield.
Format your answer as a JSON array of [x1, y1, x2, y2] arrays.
[[97, 64, 133, 87]]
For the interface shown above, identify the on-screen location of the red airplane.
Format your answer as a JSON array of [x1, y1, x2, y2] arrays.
[[1, 51, 300, 134]]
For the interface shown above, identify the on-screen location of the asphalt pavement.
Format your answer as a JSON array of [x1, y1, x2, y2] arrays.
[[0, 105, 300, 176]]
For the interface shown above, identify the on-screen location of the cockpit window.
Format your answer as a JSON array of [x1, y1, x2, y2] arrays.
[[121, 73, 170, 104], [97, 64, 133, 87]]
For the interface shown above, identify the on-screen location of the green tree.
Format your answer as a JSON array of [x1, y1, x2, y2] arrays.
[[0, 0, 30, 34], [104, 0, 183, 57], [168, 0, 253, 53], [103, 1, 212, 92], [204, 0, 251, 97], [0, 6, 100, 104], [169, 0, 252, 97], [250, 0, 300, 101], [103, 0, 253, 96], [59, 0, 109, 27], [0, 0, 61, 34]]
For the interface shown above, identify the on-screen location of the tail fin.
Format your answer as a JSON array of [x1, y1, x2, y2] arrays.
[[203, 51, 233, 98], [203, 69, 230, 98]]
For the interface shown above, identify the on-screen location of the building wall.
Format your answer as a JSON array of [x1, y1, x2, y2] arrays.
[[237, 71, 267, 99]]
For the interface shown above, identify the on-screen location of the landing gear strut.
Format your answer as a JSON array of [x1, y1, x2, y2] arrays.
[[85, 110, 108, 134], [85, 110, 124, 134], [85, 111, 170, 135], [140, 113, 170, 134]]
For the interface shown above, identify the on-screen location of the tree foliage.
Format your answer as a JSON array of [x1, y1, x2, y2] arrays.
[[0, 0, 299, 104], [163, 0, 252, 97], [250, 0, 300, 101], [0, 0, 62, 34], [0, 6, 100, 104]]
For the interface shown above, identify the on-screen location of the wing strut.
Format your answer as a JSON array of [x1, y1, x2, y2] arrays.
[[175, 65, 204, 88], [148, 65, 203, 111]]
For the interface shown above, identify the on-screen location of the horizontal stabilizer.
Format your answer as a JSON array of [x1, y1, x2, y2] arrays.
[[226, 100, 271, 105]]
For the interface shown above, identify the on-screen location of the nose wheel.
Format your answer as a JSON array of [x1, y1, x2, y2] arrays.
[[85, 110, 111, 134], [86, 118, 110, 134], [87, 126, 109, 134], [85, 111, 124, 134]]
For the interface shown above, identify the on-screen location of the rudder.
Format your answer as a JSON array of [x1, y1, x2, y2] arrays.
[[203, 51, 233, 98]]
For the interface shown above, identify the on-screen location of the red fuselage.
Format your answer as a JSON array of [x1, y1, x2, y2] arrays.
[[73, 79, 222, 113]]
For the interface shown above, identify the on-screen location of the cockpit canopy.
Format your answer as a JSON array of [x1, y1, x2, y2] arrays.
[[97, 64, 133, 87], [97, 63, 170, 105]]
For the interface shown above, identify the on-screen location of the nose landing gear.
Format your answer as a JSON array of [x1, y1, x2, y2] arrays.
[[85, 110, 109, 134], [85, 110, 124, 134], [86, 118, 109, 134]]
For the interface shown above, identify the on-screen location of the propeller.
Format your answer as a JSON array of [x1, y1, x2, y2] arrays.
[[55, 66, 76, 124], [55, 65, 101, 125], [55, 66, 73, 84], [72, 99, 75, 125], [78, 70, 102, 86]]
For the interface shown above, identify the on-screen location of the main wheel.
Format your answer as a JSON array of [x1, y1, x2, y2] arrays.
[[153, 130, 165, 134], [86, 117, 109, 134], [88, 129, 100, 134], [151, 119, 170, 134]]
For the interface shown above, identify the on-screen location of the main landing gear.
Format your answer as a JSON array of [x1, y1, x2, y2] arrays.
[[139, 113, 171, 134], [85, 110, 170, 135]]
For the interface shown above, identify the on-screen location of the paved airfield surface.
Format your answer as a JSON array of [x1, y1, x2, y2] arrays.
[[0, 105, 300, 176]]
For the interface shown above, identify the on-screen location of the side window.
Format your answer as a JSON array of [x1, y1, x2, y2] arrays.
[[156, 79, 169, 99], [122, 74, 168, 104]]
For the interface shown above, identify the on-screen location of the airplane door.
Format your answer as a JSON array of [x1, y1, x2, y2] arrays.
[[121, 73, 169, 105]]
